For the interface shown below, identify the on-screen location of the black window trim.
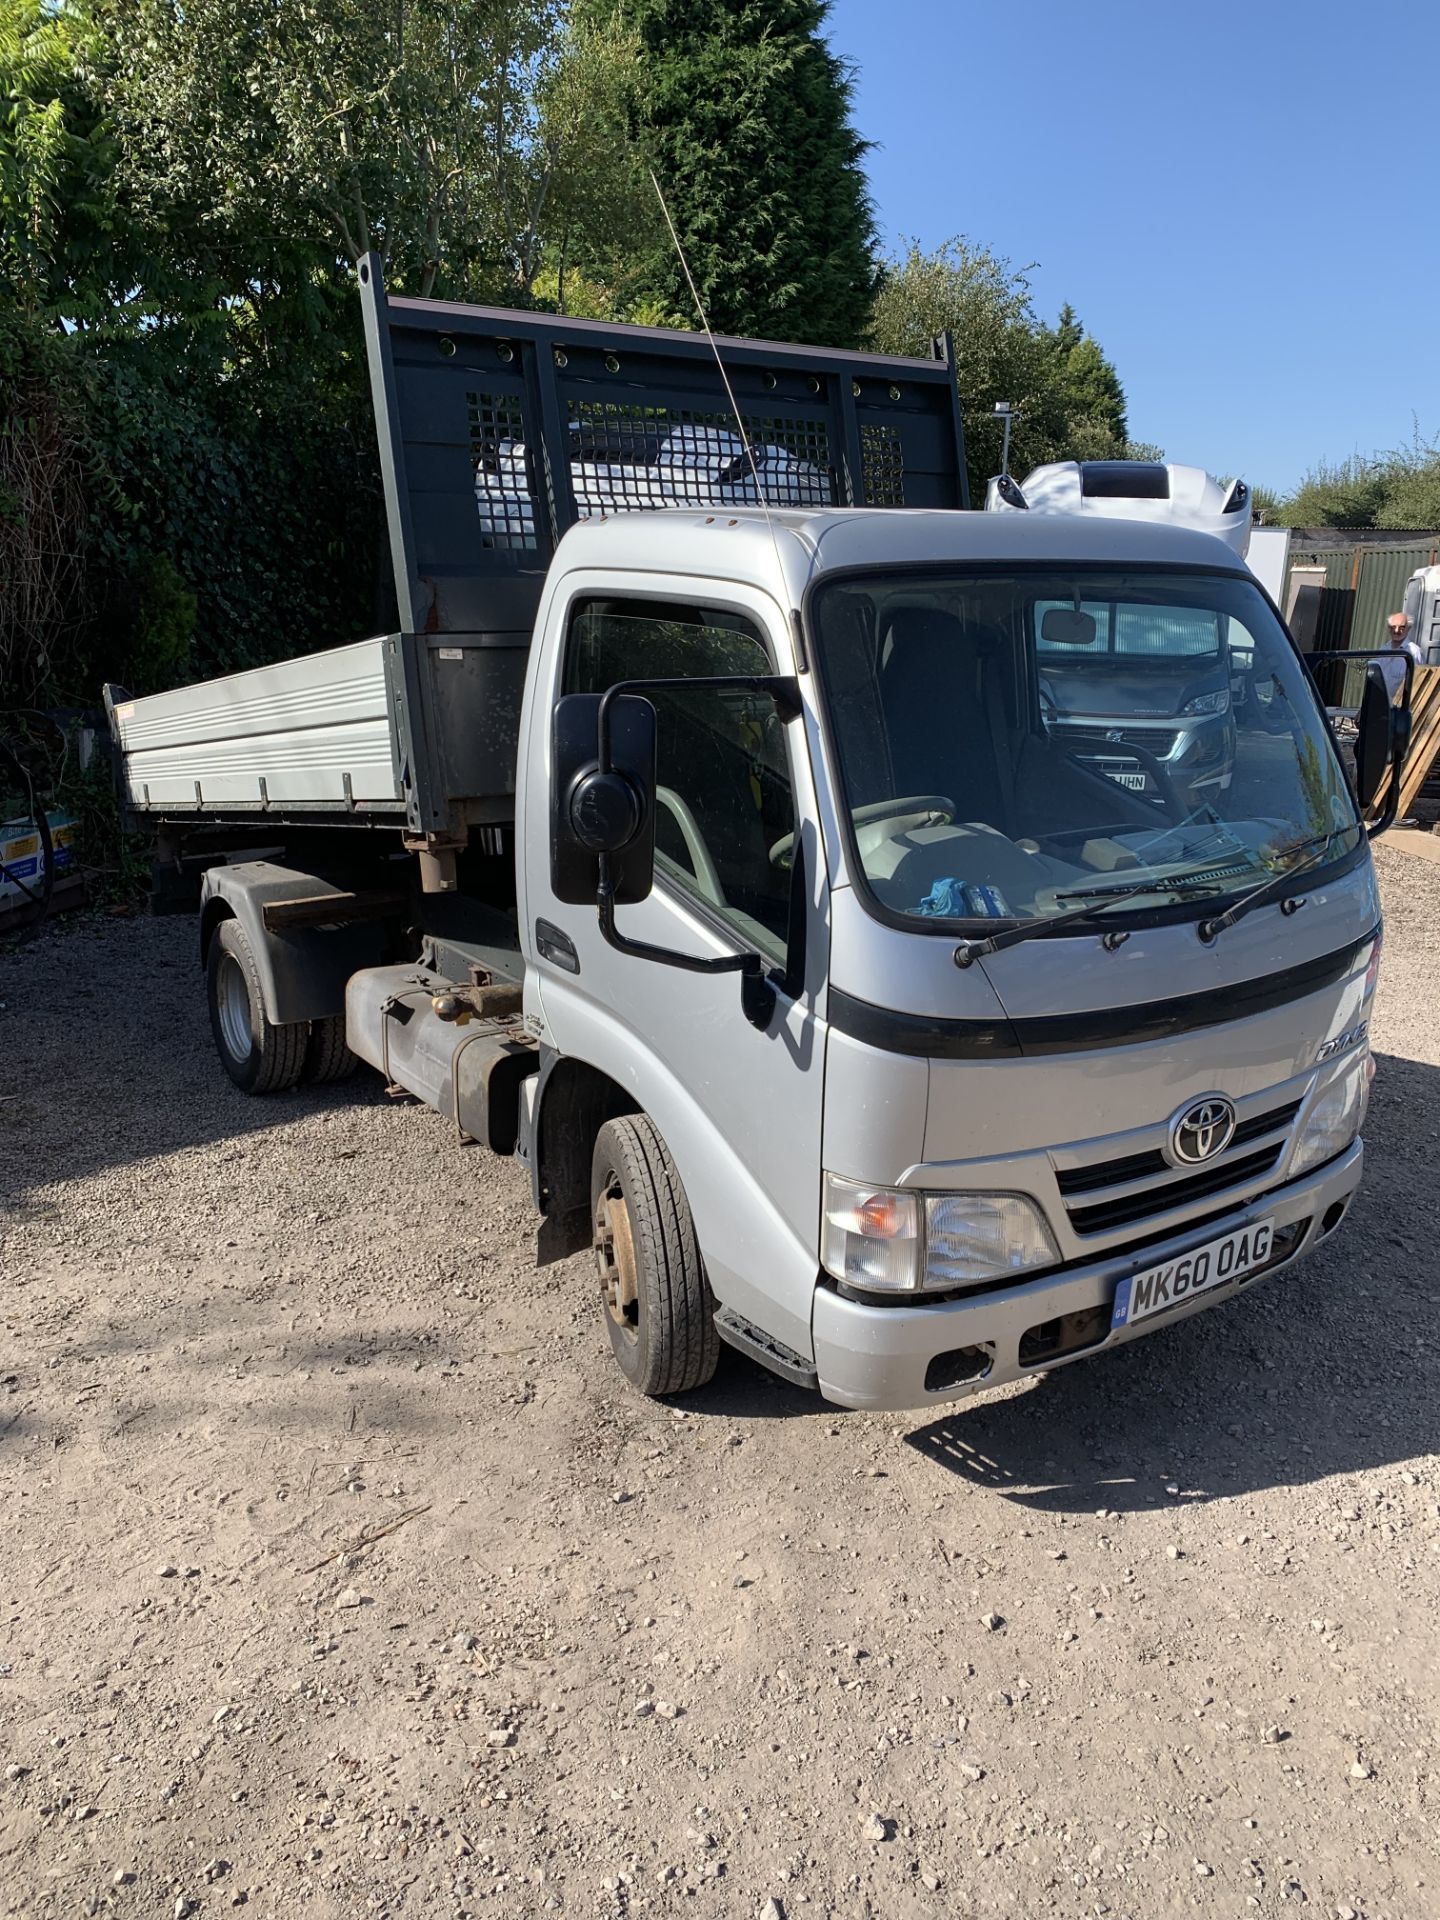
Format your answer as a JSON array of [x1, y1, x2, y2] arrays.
[[799, 557, 1365, 944], [560, 582, 801, 972]]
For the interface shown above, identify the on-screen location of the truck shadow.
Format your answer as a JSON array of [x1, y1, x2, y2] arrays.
[[904, 1051, 1438, 1510], [674, 1342, 834, 1420], [0, 913, 394, 1206]]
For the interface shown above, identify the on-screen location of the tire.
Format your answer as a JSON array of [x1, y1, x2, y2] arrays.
[[303, 1013, 359, 1085], [590, 1114, 720, 1397], [206, 917, 307, 1095]]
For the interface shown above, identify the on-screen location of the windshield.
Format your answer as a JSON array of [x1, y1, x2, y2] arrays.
[[810, 567, 1362, 929]]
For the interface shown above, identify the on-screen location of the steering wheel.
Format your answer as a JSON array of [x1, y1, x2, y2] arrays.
[[1038, 679, 1060, 725], [769, 794, 956, 869], [655, 786, 724, 903]]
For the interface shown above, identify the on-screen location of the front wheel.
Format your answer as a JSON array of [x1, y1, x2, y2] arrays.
[[590, 1115, 720, 1397], [206, 918, 307, 1094]]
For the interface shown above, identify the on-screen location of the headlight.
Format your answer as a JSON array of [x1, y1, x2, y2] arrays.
[[925, 1192, 1060, 1287], [1181, 689, 1230, 716], [821, 1174, 1058, 1295], [1291, 1051, 1372, 1176]]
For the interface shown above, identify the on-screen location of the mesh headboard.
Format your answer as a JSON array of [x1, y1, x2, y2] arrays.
[[357, 255, 968, 636]]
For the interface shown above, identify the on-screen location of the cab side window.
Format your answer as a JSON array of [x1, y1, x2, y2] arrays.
[[564, 599, 795, 958]]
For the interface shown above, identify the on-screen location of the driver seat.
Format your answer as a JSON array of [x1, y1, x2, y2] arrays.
[[878, 608, 1013, 832]]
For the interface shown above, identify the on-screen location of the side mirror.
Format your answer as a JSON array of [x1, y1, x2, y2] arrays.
[[548, 671, 802, 1033], [1353, 662, 1396, 809], [550, 693, 657, 905]]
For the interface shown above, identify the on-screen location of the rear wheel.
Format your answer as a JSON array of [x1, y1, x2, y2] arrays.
[[206, 918, 307, 1094], [590, 1114, 719, 1397], [303, 1013, 359, 1085]]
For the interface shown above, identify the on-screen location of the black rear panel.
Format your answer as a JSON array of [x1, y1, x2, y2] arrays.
[[358, 255, 968, 638]]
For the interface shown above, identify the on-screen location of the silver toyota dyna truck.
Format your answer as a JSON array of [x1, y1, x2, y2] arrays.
[[107, 260, 1406, 1411]]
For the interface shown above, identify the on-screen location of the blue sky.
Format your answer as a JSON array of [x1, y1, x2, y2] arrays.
[[828, 0, 1438, 492]]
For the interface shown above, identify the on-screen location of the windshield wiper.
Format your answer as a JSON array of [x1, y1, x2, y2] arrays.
[[952, 875, 1221, 969], [1195, 825, 1360, 943], [953, 825, 1360, 968], [1051, 861, 1248, 904]]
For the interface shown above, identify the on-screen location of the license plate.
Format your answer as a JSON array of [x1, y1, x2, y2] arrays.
[[1107, 770, 1147, 791], [1110, 1219, 1275, 1330]]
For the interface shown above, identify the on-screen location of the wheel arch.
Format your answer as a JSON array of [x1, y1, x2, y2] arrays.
[[527, 1049, 640, 1265], [198, 893, 234, 970], [198, 862, 385, 1026]]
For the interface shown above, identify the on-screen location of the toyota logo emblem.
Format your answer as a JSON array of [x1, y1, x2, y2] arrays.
[[1167, 1095, 1237, 1167]]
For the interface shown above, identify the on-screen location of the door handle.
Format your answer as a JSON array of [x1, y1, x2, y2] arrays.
[[535, 918, 580, 974]]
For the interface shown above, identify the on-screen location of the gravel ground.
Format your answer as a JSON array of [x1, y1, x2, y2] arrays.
[[2, 842, 1438, 1920]]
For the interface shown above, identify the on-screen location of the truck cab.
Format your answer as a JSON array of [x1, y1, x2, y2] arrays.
[[523, 507, 1380, 1407]]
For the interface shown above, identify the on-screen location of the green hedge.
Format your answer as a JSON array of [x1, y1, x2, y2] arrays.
[[0, 305, 386, 712]]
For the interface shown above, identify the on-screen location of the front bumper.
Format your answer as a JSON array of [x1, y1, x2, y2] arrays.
[[811, 1141, 1362, 1410]]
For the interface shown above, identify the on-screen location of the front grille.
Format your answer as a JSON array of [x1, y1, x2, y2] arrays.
[[1055, 1098, 1302, 1238], [1056, 1101, 1301, 1199], [1067, 725, 1181, 758], [1067, 1145, 1283, 1234]]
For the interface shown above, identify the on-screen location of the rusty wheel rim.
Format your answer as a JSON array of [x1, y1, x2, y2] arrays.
[[594, 1179, 639, 1344]]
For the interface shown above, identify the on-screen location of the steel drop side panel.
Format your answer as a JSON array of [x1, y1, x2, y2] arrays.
[[107, 637, 404, 816]]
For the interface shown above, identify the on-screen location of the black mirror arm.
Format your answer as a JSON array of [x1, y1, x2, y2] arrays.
[[1367, 784, 1401, 841], [595, 858, 761, 978], [1364, 655, 1413, 840], [602, 832, 808, 1018], [595, 856, 777, 1031], [1304, 649, 1413, 840], [588, 673, 803, 1029]]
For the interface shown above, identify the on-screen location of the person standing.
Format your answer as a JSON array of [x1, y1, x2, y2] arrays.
[[1376, 610, 1423, 701]]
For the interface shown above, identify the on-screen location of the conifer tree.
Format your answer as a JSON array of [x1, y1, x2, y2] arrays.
[[620, 0, 877, 346]]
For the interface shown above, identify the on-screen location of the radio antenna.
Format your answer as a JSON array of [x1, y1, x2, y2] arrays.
[[647, 167, 787, 576]]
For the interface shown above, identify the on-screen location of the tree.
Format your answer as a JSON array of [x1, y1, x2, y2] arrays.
[[526, 6, 667, 317], [870, 238, 1050, 497], [1275, 456, 1389, 530], [1378, 460, 1440, 530], [1046, 303, 1128, 450], [0, 0, 138, 322], [1374, 426, 1440, 530], [870, 241, 1141, 500], [89, 0, 576, 304], [2, 0, 699, 711], [617, 0, 877, 345], [1270, 430, 1440, 529], [1248, 482, 1285, 526], [1, 3, 121, 699]]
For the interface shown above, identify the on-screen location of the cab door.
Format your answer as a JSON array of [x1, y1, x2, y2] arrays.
[[519, 572, 828, 1362]]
